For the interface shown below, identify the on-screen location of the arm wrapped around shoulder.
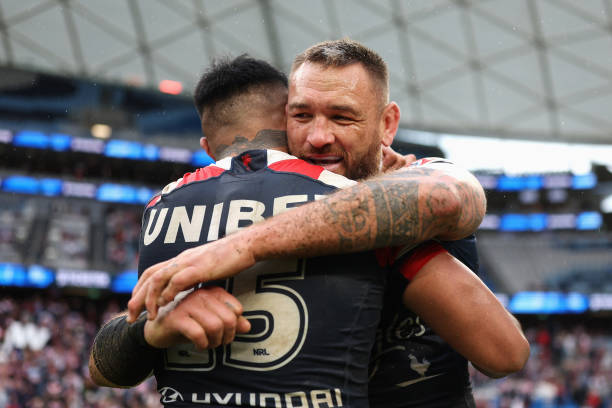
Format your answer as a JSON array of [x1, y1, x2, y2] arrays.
[[414, 161, 487, 241]]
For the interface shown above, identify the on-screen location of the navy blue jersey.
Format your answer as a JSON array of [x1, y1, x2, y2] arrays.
[[138, 150, 386, 408], [368, 237, 479, 408], [368, 157, 480, 408]]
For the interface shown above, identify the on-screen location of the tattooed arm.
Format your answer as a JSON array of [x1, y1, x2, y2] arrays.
[[244, 163, 484, 254], [128, 163, 486, 321]]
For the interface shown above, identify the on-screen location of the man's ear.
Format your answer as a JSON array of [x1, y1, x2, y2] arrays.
[[200, 137, 215, 160], [380, 102, 400, 147]]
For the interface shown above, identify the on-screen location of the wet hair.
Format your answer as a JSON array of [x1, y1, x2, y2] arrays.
[[291, 38, 389, 102], [193, 54, 288, 118]]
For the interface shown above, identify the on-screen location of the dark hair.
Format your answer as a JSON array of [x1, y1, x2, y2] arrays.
[[193, 54, 288, 116], [291, 38, 389, 101]]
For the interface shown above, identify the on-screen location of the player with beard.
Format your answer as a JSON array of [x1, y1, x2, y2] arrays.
[[130, 40, 529, 408]]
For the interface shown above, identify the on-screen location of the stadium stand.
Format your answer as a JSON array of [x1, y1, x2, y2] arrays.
[[478, 232, 612, 293], [0, 293, 161, 408], [0, 196, 36, 265], [42, 212, 91, 270], [104, 207, 141, 272]]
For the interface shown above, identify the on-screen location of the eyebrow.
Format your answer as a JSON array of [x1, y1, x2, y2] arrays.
[[329, 104, 360, 116], [287, 102, 309, 110], [288, 102, 360, 117]]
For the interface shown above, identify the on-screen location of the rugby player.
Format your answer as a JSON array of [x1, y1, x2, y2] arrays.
[[129, 40, 529, 407], [91, 55, 392, 407]]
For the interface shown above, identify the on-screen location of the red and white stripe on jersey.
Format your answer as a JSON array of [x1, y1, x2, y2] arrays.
[[410, 157, 453, 168], [146, 150, 356, 208], [411, 157, 439, 167], [375, 241, 448, 281], [396, 241, 447, 281], [266, 150, 356, 189], [268, 157, 324, 179], [146, 163, 226, 208]]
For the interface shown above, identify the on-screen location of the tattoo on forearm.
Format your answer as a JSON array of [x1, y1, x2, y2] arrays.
[[316, 166, 481, 252], [215, 130, 288, 158], [320, 184, 375, 251], [258, 164, 484, 260], [371, 176, 421, 248], [454, 178, 486, 236]]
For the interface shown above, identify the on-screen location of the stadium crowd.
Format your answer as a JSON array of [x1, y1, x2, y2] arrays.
[[0, 293, 610, 407], [471, 320, 612, 407], [0, 293, 160, 408]]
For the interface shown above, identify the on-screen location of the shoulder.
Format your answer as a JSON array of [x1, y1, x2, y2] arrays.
[[410, 157, 454, 169], [266, 150, 356, 189], [145, 163, 228, 208], [405, 157, 478, 184]]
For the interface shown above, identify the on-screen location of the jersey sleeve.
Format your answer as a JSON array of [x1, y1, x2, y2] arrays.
[[375, 240, 448, 281], [381, 236, 480, 292], [410, 157, 454, 168], [393, 241, 447, 282], [376, 241, 449, 308]]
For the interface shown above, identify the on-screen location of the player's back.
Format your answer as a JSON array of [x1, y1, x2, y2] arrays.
[[139, 150, 386, 408]]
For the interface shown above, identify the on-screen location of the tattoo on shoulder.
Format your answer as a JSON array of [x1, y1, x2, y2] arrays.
[[215, 130, 288, 158]]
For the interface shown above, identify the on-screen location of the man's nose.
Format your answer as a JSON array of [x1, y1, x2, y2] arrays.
[[307, 117, 334, 148]]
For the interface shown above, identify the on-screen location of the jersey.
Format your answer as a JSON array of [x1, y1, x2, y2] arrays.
[[368, 158, 480, 408], [138, 149, 387, 408]]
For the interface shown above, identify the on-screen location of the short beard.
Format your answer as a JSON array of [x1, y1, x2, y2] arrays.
[[346, 146, 382, 181]]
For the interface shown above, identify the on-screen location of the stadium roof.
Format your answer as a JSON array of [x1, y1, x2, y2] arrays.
[[1, 0, 611, 144]]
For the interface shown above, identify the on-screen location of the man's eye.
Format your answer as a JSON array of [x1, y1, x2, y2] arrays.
[[293, 113, 310, 119], [334, 115, 353, 122]]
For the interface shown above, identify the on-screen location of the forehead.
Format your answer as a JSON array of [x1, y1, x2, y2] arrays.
[[289, 62, 378, 103]]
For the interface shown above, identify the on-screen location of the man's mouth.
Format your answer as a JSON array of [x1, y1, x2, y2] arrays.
[[306, 156, 343, 170]]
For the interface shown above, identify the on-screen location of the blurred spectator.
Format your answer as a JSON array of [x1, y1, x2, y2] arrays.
[[41, 203, 91, 270], [1, 311, 50, 354], [471, 322, 612, 407], [104, 207, 141, 272], [0, 198, 36, 264], [0, 294, 160, 408]]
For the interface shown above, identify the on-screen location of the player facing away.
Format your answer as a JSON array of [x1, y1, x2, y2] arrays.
[[130, 40, 529, 407], [142, 153, 385, 408]]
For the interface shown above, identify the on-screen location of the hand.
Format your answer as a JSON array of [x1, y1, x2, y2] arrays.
[[127, 234, 256, 323], [144, 286, 251, 349], [381, 146, 417, 173]]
